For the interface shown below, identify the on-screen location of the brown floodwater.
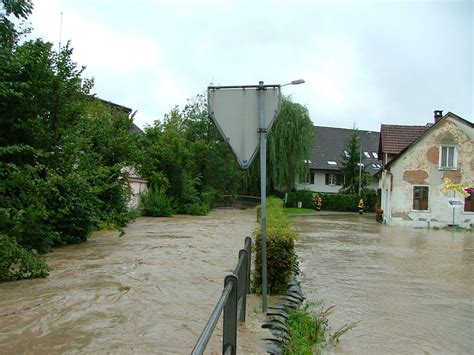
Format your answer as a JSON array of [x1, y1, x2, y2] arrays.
[[293, 214, 474, 354], [0, 208, 269, 354]]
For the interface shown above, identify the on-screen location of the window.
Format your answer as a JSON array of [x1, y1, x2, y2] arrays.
[[439, 145, 457, 169], [308, 172, 315, 184], [465, 194, 474, 212], [325, 173, 344, 186], [372, 152, 378, 159], [364, 152, 371, 158], [413, 186, 429, 210], [327, 161, 337, 166]]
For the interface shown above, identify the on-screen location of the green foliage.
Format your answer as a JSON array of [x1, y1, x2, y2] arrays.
[[139, 187, 173, 217], [0, 0, 33, 49], [284, 305, 327, 355], [183, 94, 242, 196], [314, 190, 376, 212], [287, 190, 315, 209], [0, 234, 51, 282], [268, 97, 314, 192], [253, 197, 298, 294], [242, 96, 314, 195], [361, 188, 377, 212], [340, 133, 371, 194], [139, 95, 241, 216], [1, 7, 140, 282], [184, 203, 210, 216]]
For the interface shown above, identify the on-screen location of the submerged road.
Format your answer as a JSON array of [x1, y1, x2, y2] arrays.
[[0, 208, 268, 354], [293, 214, 473, 354]]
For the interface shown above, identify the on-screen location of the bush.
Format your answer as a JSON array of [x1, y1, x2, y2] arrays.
[[0, 234, 51, 282], [316, 189, 377, 212], [47, 172, 97, 245], [184, 202, 209, 216], [287, 190, 314, 209], [253, 197, 298, 294], [140, 187, 174, 217]]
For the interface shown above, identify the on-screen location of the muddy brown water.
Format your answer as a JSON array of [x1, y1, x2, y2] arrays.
[[0, 209, 269, 354], [293, 214, 473, 354]]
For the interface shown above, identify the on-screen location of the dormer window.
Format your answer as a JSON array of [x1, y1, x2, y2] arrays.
[[439, 145, 457, 169]]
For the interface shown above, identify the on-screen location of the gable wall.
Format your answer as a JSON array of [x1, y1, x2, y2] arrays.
[[387, 118, 473, 227]]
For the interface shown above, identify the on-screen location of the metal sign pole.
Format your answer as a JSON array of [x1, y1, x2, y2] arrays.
[[452, 190, 455, 226], [258, 81, 268, 313]]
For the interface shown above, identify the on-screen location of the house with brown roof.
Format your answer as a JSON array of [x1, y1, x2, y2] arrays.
[[378, 111, 473, 228]]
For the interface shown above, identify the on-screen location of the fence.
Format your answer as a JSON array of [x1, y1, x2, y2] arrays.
[[192, 236, 252, 355]]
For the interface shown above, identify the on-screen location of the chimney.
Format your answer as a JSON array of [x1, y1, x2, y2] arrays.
[[434, 110, 443, 123]]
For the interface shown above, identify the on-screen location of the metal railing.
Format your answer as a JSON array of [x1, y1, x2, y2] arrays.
[[192, 236, 252, 355]]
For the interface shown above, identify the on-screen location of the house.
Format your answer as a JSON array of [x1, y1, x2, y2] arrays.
[[378, 111, 473, 228], [303, 126, 381, 192], [99, 98, 148, 208]]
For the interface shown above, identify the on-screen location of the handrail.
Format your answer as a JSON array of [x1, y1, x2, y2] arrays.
[[192, 237, 252, 355]]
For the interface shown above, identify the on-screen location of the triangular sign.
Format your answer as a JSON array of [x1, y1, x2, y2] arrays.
[[208, 86, 281, 169]]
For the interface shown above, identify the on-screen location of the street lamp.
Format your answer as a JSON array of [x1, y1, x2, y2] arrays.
[[280, 79, 305, 87]]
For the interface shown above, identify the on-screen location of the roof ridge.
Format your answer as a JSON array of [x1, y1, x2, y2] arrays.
[[314, 125, 378, 133]]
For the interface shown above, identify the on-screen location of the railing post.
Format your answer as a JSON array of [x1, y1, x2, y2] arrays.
[[245, 236, 251, 294], [237, 249, 248, 323], [223, 274, 238, 355]]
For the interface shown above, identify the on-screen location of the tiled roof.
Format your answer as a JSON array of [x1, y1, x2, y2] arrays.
[[309, 126, 381, 175], [379, 124, 431, 155]]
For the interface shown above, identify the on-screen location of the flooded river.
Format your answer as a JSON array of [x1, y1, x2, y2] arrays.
[[293, 214, 473, 354], [0, 209, 268, 354]]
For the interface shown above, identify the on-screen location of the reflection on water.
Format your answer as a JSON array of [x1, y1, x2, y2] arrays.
[[293, 214, 473, 354], [0, 209, 268, 354]]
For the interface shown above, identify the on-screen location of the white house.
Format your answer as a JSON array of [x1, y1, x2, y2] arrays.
[[378, 111, 473, 228], [302, 126, 381, 192]]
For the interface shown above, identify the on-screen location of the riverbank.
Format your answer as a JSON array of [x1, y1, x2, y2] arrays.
[[0, 208, 270, 354]]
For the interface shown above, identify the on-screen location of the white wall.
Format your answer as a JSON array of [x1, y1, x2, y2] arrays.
[[383, 118, 473, 228]]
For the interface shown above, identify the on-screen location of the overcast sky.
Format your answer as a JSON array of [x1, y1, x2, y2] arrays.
[[26, 0, 473, 131]]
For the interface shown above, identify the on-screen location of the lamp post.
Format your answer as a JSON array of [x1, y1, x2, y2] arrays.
[[358, 145, 362, 196], [259, 78, 304, 313]]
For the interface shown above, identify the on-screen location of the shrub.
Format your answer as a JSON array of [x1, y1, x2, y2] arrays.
[[184, 202, 209, 216], [287, 190, 314, 209], [316, 189, 377, 212], [140, 187, 174, 217], [253, 197, 298, 294], [0, 234, 51, 282], [47, 172, 97, 245]]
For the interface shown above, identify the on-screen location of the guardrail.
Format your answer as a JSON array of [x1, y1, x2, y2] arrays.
[[192, 236, 252, 355]]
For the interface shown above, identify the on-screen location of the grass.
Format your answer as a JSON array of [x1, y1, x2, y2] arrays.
[[283, 303, 359, 354], [283, 305, 327, 354], [284, 208, 316, 215]]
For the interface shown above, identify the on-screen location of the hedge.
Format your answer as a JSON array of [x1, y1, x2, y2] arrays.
[[253, 197, 298, 294], [287, 189, 377, 212]]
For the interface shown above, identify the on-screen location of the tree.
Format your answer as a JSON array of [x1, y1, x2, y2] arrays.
[[0, 0, 33, 49], [181, 94, 242, 196], [340, 133, 371, 194], [1, 3, 139, 281], [242, 96, 314, 194]]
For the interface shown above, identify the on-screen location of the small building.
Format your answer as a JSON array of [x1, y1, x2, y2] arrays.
[[378, 111, 473, 228], [303, 126, 381, 192]]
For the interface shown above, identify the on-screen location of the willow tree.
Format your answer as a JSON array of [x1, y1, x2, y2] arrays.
[[242, 96, 314, 194]]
